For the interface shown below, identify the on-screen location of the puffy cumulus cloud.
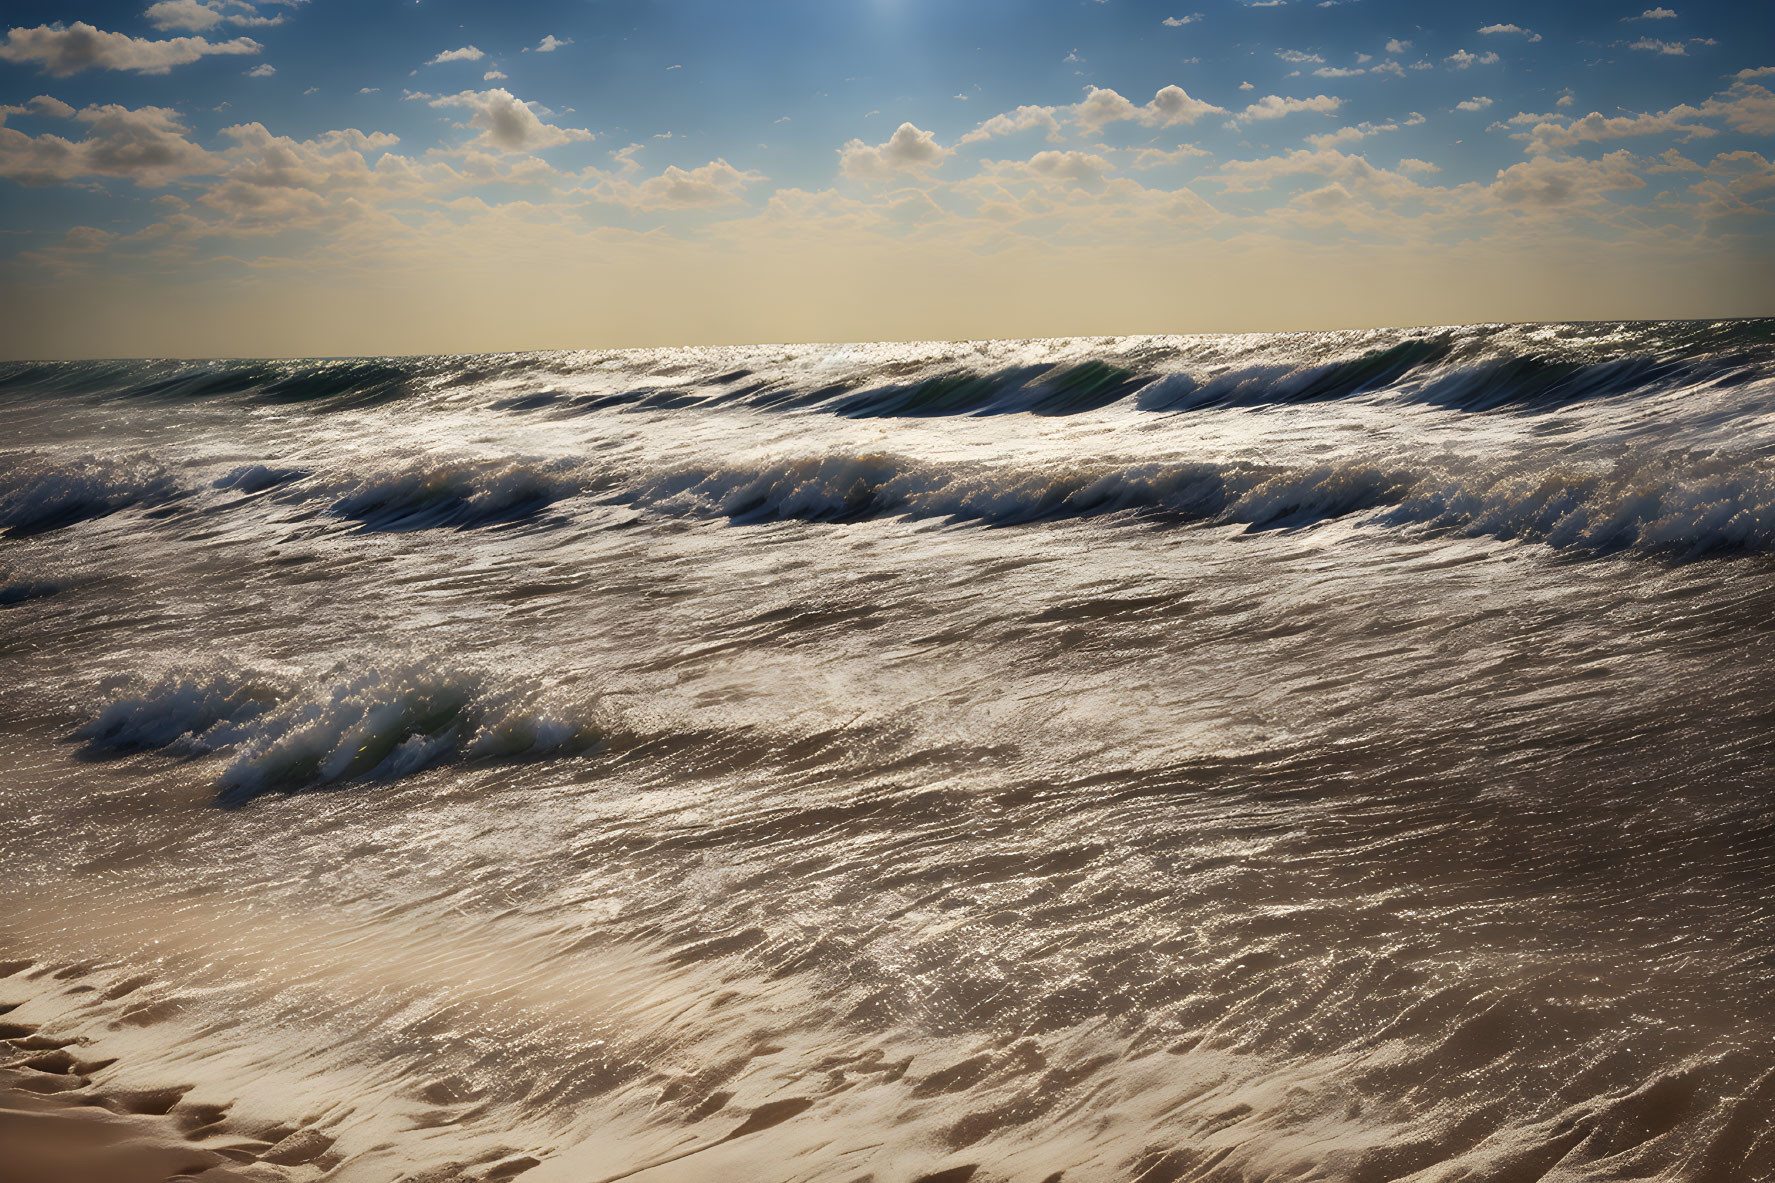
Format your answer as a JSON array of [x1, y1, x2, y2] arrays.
[[1397, 158, 1441, 173], [1512, 104, 1718, 154], [1304, 120, 1401, 148], [1315, 67, 1366, 78], [1700, 81, 1775, 136], [591, 159, 763, 210], [838, 122, 950, 179], [144, 1, 288, 32], [428, 46, 484, 65], [1445, 49, 1501, 69], [192, 123, 406, 228], [1132, 144, 1211, 169], [1502, 83, 1772, 152], [1385, 38, 1412, 54], [1211, 146, 1439, 207], [0, 99, 219, 185], [0, 94, 77, 121], [984, 149, 1116, 185], [1625, 7, 1678, 19], [1161, 14, 1201, 26], [1688, 150, 1775, 218], [426, 89, 593, 152], [957, 104, 1065, 146], [0, 21, 262, 76], [1457, 96, 1494, 112], [1237, 93, 1342, 121], [1074, 85, 1225, 129], [1477, 24, 1541, 42], [532, 35, 571, 53], [1488, 150, 1644, 207], [957, 85, 1222, 146], [244, 62, 274, 77], [1642, 147, 1703, 173], [1143, 84, 1225, 126], [1276, 49, 1324, 64]]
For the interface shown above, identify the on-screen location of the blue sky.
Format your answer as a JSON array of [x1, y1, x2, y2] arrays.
[[1, 0, 1771, 356]]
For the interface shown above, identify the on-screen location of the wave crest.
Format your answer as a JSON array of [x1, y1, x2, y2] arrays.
[[78, 662, 605, 799], [322, 459, 590, 530], [623, 451, 1775, 554], [0, 454, 178, 536]]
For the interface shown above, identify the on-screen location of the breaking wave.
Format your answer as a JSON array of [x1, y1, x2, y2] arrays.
[[319, 458, 592, 530], [826, 360, 1150, 418], [0, 453, 178, 536], [621, 452, 1775, 554], [79, 662, 605, 799]]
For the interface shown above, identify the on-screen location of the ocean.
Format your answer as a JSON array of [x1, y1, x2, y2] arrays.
[[2, 319, 1773, 1181]]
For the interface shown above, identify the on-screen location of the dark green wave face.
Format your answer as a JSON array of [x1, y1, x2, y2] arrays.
[[3, 321, 1775, 1182]]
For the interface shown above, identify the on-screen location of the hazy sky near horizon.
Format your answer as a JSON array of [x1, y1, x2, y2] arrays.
[[1, 0, 1772, 358]]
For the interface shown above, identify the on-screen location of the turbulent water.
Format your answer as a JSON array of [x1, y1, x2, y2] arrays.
[[3, 320, 1775, 1182]]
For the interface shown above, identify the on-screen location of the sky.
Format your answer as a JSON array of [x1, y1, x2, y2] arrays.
[[0, 0, 1771, 359]]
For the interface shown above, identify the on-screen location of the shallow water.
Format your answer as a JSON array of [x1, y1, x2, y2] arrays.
[[2, 321, 1774, 1181]]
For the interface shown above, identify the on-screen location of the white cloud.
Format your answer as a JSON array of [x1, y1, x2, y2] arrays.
[[1445, 49, 1502, 69], [1457, 96, 1494, 111], [1385, 39, 1412, 54], [1478, 24, 1541, 42], [593, 159, 762, 209], [1369, 60, 1407, 77], [1076, 84, 1225, 129], [1556, 90, 1575, 107], [1626, 37, 1713, 55], [533, 35, 571, 53], [428, 46, 485, 65], [1139, 84, 1226, 127], [0, 99, 219, 185], [1700, 81, 1775, 136], [1315, 66, 1366, 77], [608, 142, 644, 175], [483, 68, 506, 81], [1237, 93, 1342, 121], [957, 105, 1065, 145], [1132, 144, 1210, 168], [1489, 150, 1644, 207], [1624, 7, 1678, 19], [1000, 149, 1115, 184], [1511, 105, 1718, 153], [1397, 158, 1440, 173], [144, 1, 287, 32], [839, 121, 950, 179], [0, 94, 78, 120], [0, 22, 262, 76], [1239, 80, 1255, 90], [957, 85, 1222, 147], [1277, 49, 1325, 63], [244, 62, 273, 77], [1162, 14, 1202, 26], [427, 88, 593, 152], [1304, 120, 1399, 147]]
